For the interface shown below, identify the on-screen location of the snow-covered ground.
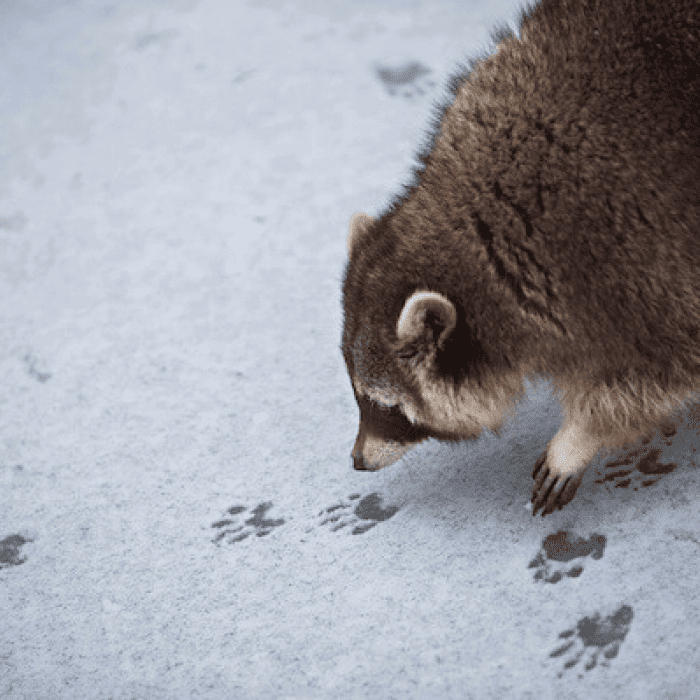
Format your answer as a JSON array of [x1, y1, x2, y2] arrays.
[[2, 1, 700, 698]]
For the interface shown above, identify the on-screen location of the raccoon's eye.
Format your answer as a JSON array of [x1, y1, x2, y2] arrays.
[[368, 399, 415, 429], [355, 392, 413, 426], [357, 394, 398, 421], [383, 403, 404, 418]]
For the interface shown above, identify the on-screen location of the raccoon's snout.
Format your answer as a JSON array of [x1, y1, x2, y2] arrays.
[[351, 443, 413, 471], [351, 432, 370, 470], [351, 428, 416, 471], [351, 438, 377, 471], [352, 452, 372, 471]]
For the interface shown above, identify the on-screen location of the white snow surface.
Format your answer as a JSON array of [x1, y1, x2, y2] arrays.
[[1, 0, 700, 698]]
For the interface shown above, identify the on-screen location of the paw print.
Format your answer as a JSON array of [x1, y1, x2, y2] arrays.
[[595, 444, 677, 492], [549, 605, 634, 678], [0, 534, 33, 570], [23, 353, 51, 383], [314, 493, 400, 535], [374, 61, 437, 98], [528, 530, 606, 583], [211, 502, 285, 544]]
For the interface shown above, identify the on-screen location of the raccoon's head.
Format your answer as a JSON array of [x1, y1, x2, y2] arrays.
[[341, 212, 516, 472]]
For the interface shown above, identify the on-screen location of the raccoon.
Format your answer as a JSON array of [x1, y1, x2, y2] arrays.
[[341, 0, 700, 516]]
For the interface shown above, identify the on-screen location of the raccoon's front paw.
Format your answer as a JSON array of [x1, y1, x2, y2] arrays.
[[531, 452, 583, 517]]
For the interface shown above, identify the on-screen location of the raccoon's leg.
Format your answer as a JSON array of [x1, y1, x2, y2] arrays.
[[531, 377, 684, 516], [531, 418, 605, 516]]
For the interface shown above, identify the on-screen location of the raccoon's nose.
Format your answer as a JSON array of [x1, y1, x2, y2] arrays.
[[352, 453, 370, 471]]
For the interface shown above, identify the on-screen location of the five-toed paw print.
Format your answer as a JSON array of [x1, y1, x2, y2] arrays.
[[549, 605, 634, 678], [313, 493, 400, 535], [528, 530, 606, 583], [0, 533, 33, 570], [595, 445, 677, 492], [211, 502, 285, 544], [374, 61, 437, 98]]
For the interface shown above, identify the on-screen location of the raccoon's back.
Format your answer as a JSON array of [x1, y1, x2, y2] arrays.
[[395, 0, 699, 368]]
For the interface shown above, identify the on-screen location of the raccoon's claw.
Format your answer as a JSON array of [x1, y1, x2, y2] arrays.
[[532, 452, 547, 481], [531, 452, 582, 516]]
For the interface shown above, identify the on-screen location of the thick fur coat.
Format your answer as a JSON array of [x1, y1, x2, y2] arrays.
[[341, 0, 700, 515]]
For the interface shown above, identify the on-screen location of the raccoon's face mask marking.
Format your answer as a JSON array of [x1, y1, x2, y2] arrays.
[[350, 386, 432, 471]]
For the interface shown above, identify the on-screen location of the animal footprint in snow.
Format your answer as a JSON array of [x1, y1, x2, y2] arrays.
[[211, 502, 285, 544], [374, 61, 437, 98], [0, 533, 33, 570], [314, 493, 399, 535], [528, 530, 606, 583], [23, 353, 51, 383], [550, 605, 634, 678], [595, 443, 677, 492]]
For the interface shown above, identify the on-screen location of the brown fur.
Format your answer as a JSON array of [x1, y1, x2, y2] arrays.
[[341, 0, 700, 515]]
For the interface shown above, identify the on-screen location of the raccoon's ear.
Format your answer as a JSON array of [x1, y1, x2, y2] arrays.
[[397, 291, 457, 348], [348, 212, 376, 256]]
